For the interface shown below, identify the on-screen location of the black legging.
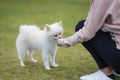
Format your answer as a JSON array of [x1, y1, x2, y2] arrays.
[[75, 20, 120, 71]]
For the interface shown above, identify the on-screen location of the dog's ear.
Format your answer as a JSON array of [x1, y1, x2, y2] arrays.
[[59, 20, 62, 26], [45, 24, 50, 31]]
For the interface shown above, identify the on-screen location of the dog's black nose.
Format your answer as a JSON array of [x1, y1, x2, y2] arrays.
[[59, 37, 62, 39]]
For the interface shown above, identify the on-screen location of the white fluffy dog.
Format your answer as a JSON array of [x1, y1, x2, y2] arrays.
[[16, 21, 63, 70]]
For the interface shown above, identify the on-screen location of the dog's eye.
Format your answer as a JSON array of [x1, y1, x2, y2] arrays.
[[59, 33, 61, 35], [54, 34, 57, 37]]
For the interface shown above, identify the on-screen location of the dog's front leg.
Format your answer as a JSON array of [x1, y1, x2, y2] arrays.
[[42, 51, 51, 70], [50, 50, 58, 67]]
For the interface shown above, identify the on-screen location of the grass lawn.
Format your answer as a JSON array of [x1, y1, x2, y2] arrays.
[[0, 0, 120, 80]]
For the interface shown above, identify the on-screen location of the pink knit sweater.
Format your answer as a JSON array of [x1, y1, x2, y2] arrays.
[[58, 0, 120, 49]]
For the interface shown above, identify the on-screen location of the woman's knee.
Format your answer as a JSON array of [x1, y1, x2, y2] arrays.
[[75, 20, 86, 32]]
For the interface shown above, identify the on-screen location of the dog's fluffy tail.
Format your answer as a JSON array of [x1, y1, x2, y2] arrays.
[[19, 25, 40, 33]]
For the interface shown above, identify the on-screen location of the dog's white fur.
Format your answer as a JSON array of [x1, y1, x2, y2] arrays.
[[16, 21, 63, 70]]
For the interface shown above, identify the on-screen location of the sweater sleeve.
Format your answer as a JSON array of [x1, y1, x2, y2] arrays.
[[58, 0, 112, 46]]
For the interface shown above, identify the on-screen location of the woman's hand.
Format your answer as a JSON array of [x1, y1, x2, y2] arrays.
[[57, 39, 70, 47]]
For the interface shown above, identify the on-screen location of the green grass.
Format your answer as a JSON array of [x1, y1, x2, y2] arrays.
[[0, 0, 120, 80]]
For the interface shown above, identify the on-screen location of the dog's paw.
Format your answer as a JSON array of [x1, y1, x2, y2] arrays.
[[20, 64, 26, 67], [45, 67, 51, 70], [30, 59, 37, 63], [51, 64, 59, 67]]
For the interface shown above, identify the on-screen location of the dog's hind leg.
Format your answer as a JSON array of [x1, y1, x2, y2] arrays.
[[27, 50, 37, 62], [16, 47, 26, 67]]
